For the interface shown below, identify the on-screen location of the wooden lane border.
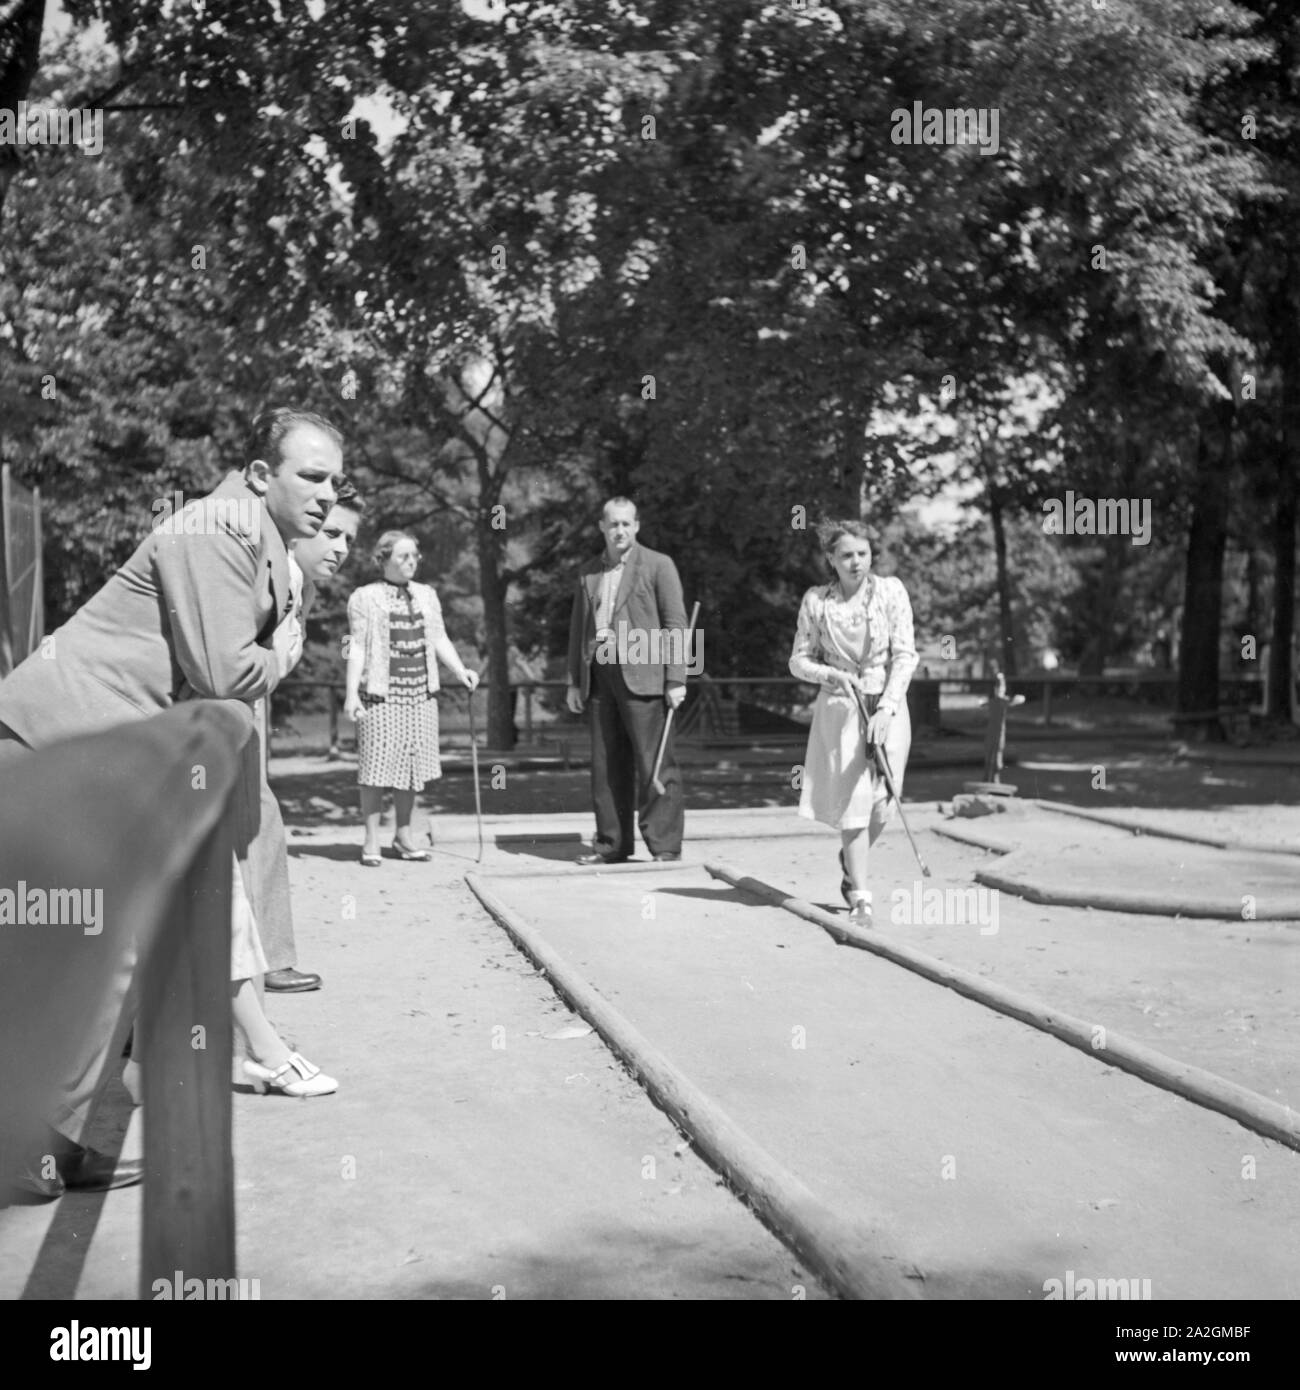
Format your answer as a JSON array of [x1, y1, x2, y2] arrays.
[[972, 866, 1300, 921], [464, 872, 922, 1302], [704, 860, 1300, 1155], [459, 859, 747, 880], [930, 822, 1022, 856], [1034, 799, 1300, 858]]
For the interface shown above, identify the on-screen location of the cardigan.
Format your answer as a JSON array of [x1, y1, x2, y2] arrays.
[[788, 575, 919, 714], [347, 580, 446, 697]]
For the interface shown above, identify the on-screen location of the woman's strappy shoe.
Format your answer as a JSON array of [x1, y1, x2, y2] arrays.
[[243, 1052, 338, 1098], [390, 837, 431, 861], [838, 850, 853, 908]]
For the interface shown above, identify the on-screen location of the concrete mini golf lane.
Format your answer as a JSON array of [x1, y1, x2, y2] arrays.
[[723, 808, 1299, 1111], [0, 830, 832, 1302], [479, 862, 1300, 1300]]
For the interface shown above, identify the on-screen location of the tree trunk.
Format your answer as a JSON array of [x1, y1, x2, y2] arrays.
[[988, 485, 1017, 677], [1267, 256, 1299, 721], [1177, 405, 1233, 725], [1079, 536, 1127, 677], [1269, 449, 1297, 721], [840, 409, 866, 515], [1245, 543, 1260, 656], [0, 0, 46, 212], [475, 469, 516, 750]]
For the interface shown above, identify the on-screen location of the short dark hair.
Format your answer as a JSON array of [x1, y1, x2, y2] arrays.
[[334, 476, 366, 515], [246, 407, 343, 472], [816, 517, 873, 555], [602, 496, 638, 521]]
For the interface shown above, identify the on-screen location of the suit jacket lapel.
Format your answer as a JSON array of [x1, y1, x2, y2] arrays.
[[208, 469, 288, 638], [265, 523, 291, 625]]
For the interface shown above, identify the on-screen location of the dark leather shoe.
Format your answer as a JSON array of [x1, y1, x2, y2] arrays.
[[63, 1148, 144, 1193], [265, 968, 322, 993], [575, 851, 629, 865], [652, 852, 681, 862], [3, 1127, 82, 1202]]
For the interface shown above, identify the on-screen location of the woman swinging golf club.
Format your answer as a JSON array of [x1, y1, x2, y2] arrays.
[[788, 518, 919, 926]]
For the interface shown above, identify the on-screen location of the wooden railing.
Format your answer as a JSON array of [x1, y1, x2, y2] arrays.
[[0, 701, 253, 1297]]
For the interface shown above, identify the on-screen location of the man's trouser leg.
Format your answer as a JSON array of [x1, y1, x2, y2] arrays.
[[249, 700, 295, 972], [589, 661, 636, 857], [0, 726, 136, 1150], [251, 780, 295, 972]]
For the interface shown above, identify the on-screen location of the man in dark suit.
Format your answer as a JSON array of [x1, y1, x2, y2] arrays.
[[0, 407, 343, 1199], [566, 497, 688, 863]]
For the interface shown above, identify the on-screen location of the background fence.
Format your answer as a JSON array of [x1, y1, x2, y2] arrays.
[[267, 673, 1279, 758]]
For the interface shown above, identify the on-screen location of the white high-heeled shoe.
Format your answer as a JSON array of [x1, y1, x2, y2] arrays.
[[243, 1052, 338, 1098], [847, 895, 873, 928]]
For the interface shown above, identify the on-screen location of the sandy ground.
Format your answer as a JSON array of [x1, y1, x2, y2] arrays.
[[0, 832, 828, 1300], [2, 733, 1297, 1300]]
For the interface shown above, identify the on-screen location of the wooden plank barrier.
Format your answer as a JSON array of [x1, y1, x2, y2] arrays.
[[0, 701, 254, 1297]]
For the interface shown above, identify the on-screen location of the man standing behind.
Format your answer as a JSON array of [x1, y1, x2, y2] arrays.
[[258, 480, 366, 992], [566, 498, 688, 864]]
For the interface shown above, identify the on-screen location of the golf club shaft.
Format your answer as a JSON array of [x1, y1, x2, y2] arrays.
[[851, 685, 930, 878], [649, 599, 701, 795]]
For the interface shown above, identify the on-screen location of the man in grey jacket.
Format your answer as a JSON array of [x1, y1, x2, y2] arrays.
[[0, 407, 343, 1199], [566, 497, 689, 864]]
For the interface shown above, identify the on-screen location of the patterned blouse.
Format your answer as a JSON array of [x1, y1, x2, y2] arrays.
[[384, 583, 430, 703], [788, 575, 919, 713]]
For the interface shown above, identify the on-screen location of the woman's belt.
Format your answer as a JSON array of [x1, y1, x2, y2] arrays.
[[820, 682, 880, 712]]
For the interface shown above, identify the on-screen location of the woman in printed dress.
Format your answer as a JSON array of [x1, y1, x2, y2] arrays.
[[344, 531, 479, 866], [789, 519, 919, 926]]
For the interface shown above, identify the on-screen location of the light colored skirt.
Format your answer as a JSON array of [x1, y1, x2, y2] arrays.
[[231, 855, 269, 982], [357, 692, 441, 790], [797, 689, 912, 831]]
